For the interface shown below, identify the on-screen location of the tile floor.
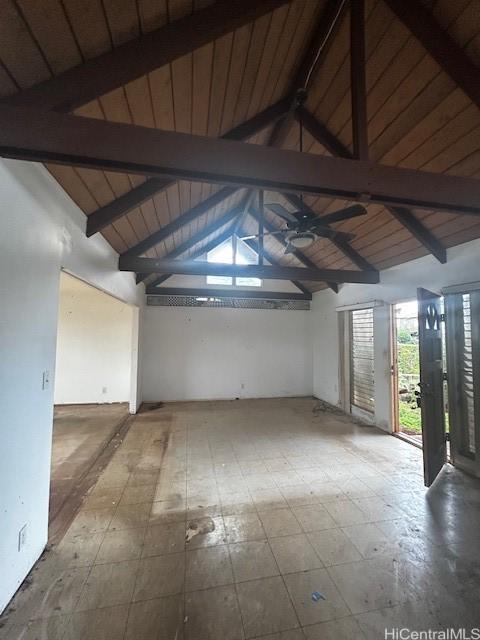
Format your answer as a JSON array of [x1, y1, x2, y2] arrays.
[[2, 397, 480, 639], [49, 404, 129, 527]]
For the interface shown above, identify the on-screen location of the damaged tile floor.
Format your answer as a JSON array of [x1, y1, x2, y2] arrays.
[[2, 397, 480, 639]]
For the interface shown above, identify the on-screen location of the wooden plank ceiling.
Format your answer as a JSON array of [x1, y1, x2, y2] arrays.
[[0, 0, 479, 292]]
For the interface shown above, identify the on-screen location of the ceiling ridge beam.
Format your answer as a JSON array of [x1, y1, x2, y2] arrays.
[[86, 96, 293, 236], [1, 105, 479, 218], [296, 106, 448, 264], [350, 0, 368, 160], [120, 256, 381, 284], [146, 287, 312, 301], [123, 186, 238, 257], [2, 0, 289, 113], [248, 208, 338, 292], [383, 0, 480, 110], [144, 210, 241, 287]]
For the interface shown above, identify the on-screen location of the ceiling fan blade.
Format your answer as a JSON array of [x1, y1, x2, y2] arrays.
[[308, 224, 356, 242], [240, 230, 287, 241], [330, 230, 356, 242], [266, 203, 299, 224], [320, 204, 367, 225]]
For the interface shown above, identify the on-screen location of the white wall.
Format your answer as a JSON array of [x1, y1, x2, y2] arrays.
[[0, 159, 143, 613], [312, 238, 480, 431], [55, 273, 134, 404], [142, 306, 312, 401]]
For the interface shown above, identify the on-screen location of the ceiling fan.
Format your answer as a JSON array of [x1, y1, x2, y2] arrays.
[[240, 93, 368, 254], [241, 202, 367, 253]]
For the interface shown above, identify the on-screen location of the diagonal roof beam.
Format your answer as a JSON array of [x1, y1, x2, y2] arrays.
[[296, 106, 448, 264], [122, 186, 238, 257], [268, 0, 348, 147], [249, 208, 338, 293], [241, 234, 312, 296], [144, 207, 242, 286], [148, 225, 237, 289], [86, 97, 293, 236], [383, 0, 480, 110], [1, 105, 480, 217], [2, 0, 290, 113]]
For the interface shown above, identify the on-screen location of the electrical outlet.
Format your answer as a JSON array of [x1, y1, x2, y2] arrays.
[[42, 370, 50, 390], [102, 387, 107, 394], [18, 524, 27, 551]]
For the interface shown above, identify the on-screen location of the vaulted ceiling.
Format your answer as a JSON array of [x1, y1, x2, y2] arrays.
[[0, 0, 479, 293]]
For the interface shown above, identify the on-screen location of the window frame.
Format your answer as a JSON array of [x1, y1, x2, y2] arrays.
[[206, 236, 262, 288]]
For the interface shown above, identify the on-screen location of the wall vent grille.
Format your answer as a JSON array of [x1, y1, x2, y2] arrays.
[[147, 295, 310, 310]]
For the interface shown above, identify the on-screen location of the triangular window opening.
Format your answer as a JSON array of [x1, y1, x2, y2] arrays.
[[206, 236, 262, 287]]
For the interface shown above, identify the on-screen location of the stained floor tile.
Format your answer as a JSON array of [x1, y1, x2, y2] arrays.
[[64, 604, 129, 640], [133, 553, 185, 601], [76, 563, 137, 613], [95, 528, 145, 564], [229, 540, 279, 582], [307, 529, 363, 566], [185, 585, 243, 640], [327, 556, 425, 614], [303, 616, 366, 639], [186, 545, 233, 591], [223, 512, 265, 542], [125, 595, 184, 640], [283, 568, 350, 625], [142, 521, 185, 557], [259, 509, 302, 537], [236, 576, 299, 638], [269, 533, 323, 574], [292, 505, 337, 533], [108, 503, 151, 531]]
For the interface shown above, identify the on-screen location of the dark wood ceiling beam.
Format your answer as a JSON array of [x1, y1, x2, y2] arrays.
[[86, 177, 173, 237], [1, 105, 480, 216], [350, 0, 368, 160], [123, 186, 238, 257], [297, 106, 351, 158], [87, 97, 292, 236], [2, 0, 290, 113], [146, 287, 312, 301], [147, 226, 236, 288], [241, 235, 311, 296], [296, 107, 448, 264], [147, 220, 311, 295], [383, 0, 480, 110], [268, 0, 348, 147], [144, 210, 241, 286], [120, 256, 380, 284], [248, 208, 338, 292]]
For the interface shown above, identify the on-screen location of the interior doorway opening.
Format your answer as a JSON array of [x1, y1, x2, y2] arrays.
[[393, 300, 423, 446], [49, 272, 138, 541]]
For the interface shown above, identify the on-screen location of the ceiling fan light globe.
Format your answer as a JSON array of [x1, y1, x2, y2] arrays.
[[287, 232, 316, 249]]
